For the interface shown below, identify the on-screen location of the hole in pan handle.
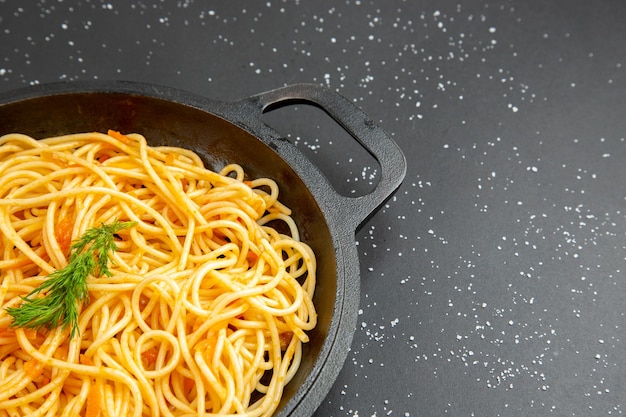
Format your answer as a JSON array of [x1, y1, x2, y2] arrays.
[[242, 83, 407, 229]]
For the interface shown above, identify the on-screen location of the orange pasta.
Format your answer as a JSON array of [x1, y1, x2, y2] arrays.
[[0, 131, 317, 417]]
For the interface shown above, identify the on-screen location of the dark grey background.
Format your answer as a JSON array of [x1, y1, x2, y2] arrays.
[[1, 1, 625, 415]]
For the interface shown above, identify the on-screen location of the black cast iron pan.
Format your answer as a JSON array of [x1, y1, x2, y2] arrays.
[[0, 81, 406, 416]]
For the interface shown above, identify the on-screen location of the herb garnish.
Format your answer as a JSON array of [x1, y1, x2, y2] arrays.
[[6, 220, 135, 338]]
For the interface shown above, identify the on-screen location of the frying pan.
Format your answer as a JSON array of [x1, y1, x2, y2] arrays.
[[0, 81, 406, 416]]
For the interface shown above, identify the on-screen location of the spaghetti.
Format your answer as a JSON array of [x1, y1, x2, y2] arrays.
[[0, 131, 317, 417]]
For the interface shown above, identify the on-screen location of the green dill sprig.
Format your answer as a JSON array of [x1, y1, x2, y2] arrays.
[[6, 220, 135, 338]]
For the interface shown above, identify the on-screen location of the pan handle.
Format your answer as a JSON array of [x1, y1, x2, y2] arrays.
[[241, 83, 407, 229]]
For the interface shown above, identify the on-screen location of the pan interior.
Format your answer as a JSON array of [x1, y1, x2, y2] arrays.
[[0, 91, 338, 413]]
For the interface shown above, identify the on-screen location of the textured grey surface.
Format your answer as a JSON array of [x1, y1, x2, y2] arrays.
[[1, 1, 625, 415]]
